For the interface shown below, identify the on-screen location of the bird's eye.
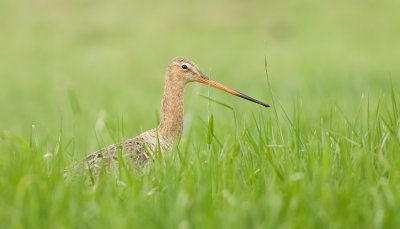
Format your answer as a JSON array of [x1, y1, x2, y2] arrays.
[[181, 64, 188, 70]]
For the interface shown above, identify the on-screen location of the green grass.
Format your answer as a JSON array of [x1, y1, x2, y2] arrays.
[[1, 0, 400, 228]]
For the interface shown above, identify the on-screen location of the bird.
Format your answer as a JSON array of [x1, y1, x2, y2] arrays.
[[67, 57, 270, 177]]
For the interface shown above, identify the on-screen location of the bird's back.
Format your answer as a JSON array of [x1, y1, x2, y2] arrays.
[[66, 128, 167, 177]]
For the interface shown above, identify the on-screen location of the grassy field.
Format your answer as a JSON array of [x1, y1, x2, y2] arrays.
[[1, 0, 400, 228]]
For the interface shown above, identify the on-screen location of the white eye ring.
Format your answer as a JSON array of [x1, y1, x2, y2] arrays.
[[181, 64, 189, 70]]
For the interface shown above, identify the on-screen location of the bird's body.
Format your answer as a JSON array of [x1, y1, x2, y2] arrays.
[[67, 57, 269, 177], [72, 128, 163, 176]]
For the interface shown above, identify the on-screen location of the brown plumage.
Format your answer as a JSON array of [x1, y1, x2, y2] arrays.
[[67, 57, 270, 177]]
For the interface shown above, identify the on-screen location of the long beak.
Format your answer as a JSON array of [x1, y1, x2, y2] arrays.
[[195, 75, 270, 108]]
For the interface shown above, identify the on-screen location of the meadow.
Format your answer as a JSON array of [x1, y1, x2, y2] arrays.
[[1, 0, 400, 228]]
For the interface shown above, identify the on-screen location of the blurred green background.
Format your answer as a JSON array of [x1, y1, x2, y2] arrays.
[[1, 1, 400, 228], [0, 0, 399, 152]]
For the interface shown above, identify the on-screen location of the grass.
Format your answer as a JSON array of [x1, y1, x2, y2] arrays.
[[1, 0, 400, 228], [1, 88, 399, 228]]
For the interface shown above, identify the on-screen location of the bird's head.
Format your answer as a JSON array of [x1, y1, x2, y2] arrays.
[[167, 57, 207, 83], [167, 56, 270, 108]]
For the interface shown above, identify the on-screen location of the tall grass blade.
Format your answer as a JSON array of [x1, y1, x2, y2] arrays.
[[264, 57, 284, 144], [207, 114, 214, 145]]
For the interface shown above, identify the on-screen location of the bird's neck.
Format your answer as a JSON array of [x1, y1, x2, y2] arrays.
[[158, 77, 186, 142]]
